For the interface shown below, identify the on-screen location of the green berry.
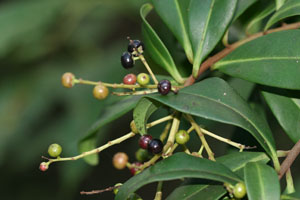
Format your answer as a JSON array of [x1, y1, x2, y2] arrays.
[[130, 120, 139, 134], [135, 148, 151, 162], [175, 130, 190, 145], [48, 143, 62, 158], [137, 73, 150, 86], [233, 182, 246, 199], [113, 183, 122, 195]]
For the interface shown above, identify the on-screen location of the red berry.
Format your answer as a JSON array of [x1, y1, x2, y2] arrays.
[[157, 80, 172, 95], [139, 135, 153, 149], [123, 74, 137, 85], [148, 139, 163, 154], [130, 162, 142, 176], [39, 162, 48, 172], [112, 152, 128, 170]]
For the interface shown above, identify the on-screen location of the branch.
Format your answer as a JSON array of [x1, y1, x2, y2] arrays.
[[279, 139, 300, 179], [80, 185, 120, 195], [184, 22, 300, 86]]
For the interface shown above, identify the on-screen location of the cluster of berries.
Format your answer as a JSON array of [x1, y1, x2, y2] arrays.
[[121, 39, 144, 69]]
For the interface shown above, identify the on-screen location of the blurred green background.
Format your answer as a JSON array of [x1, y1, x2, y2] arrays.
[[1, 0, 300, 199]]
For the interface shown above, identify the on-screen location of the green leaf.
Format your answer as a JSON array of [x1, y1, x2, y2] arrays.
[[145, 77, 279, 167], [188, 0, 237, 77], [213, 30, 300, 90], [78, 96, 140, 165], [140, 3, 184, 84], [246, 3, 275, 34], [275, 0, 286, 10], [266, 0, 300, 30], [166, 152, 269, 200], [262, 92, 300, 143], [115, 152, 242, 200], [232, 0, 258, 22], [133, 98, 161, 135], [244, 162, 280, 200], [281, 193, 300, 200], [151, 0, 193, 63]]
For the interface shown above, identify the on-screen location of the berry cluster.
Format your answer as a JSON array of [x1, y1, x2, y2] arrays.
[[121, 40, 144, 69]]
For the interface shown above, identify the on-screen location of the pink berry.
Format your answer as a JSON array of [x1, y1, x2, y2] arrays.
[[39, 162, 48, 172], [123, 74, 137, 85], [130, 162, 142, 176]]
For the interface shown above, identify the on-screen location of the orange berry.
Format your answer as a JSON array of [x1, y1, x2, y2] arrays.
[[61, 72, 75, 88], [93, 84, 109, 100], [113, 152, 128, 170]]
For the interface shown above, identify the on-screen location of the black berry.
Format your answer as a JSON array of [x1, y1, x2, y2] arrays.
[[139, 134, 153, 149], [157, 80, 171, 95], [148, 139, 163, 154], [128, 40, 144, 55], [121, 52, 134, 69]]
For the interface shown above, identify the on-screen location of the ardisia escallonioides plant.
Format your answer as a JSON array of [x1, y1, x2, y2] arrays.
[[40, 0, 300, 199]]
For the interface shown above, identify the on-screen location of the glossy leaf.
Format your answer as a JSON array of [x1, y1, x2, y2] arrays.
[[188, 0, 237, 77], [232, 0, 258, 22], [213, 30, 300, 90], [115, 152, 242, 200], [133, 98, 160, 135], [140, 3, 184, 84], [266, 0, 300, 30], [78, 96, 140, 165], [244, 162, 280, 200], [276, 0, 286, 10], [281, 193, 300, 200], [151, 0, 193, 63], [145, 77, 278, 165], [167, 152, 269, 200], [262, 91, 300, 143], [246, 3, 275, 34]]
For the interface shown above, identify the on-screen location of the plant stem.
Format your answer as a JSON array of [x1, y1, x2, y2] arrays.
[[165, 112, 181, 152], [112, 89, 158, 96], [160, 121, 172, 142], [154, 181, 163, 200], [140, 154, 161, 170], [279, 139, 300, 179], [139, 54, 158, 84], [182, 145, 191, 154], [146, 115, 173, 129], [185, 114, 215, 161], [198, 145, 204, 157], [44, 132, 135, 165], [184, 21, 300, 86], [285, 168, 295, 194]]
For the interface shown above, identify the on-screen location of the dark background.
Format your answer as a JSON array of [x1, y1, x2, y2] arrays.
[[1, 0, 300, 199]]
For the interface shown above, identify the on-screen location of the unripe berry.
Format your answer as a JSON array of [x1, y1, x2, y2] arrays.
[[39, 162, 48, 171], [233, 182, 247, 199], [135, 148, 151, 162], [112, 152, 128, 170], [61, 72, 75, 88], [121, 52, 134, 69], [123, 74, 137, 85], [93, 84, 109, 100], [157, 80, 172, 95], [139, 134, 153, 149], [148, 139, 163, 154], [130, 120, 139, 134], [137, 73, 150, 86], [175, 130, 190, 145], [48, 143, 62, 158]]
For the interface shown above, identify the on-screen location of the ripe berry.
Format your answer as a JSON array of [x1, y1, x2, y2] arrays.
[[148, 139, 163, 154], [123, 74, 137, 85], [130, 120, 139, 134], [128, 40, 145, 55], [135, 148, 151, 162], [130, 162, 142, 176], [121, 52, 134, 69], [112, 152, 128, 170], [157, 80, 172, 95], [139, 134, 153, 149], [39, 162, 48, 171], [233, 182, 247, 199], [61, 72, 75, 88], [48, 143, 62, 158], [137, 73, 150, 86], [175, 130, 190, 145], [93, 84, 109, 100]]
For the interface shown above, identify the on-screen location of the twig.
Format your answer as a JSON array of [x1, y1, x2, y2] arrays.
[[112, 89, 158, 96], [279, 139, 300, 179], [80, 185, 120, 195], [184, 22, 300, 86], [154, 181, 163, 200]]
